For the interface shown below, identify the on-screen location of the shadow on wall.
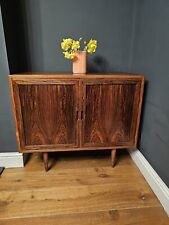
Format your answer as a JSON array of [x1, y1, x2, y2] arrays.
[[1, 0, 43, 73], [138, 79, 149, 148], [88, 55, 129, 74], [1, 0, 28, 73], [87, 56, 110, 73]]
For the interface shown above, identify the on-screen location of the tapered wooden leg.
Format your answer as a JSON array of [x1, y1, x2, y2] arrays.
[[0, 167, 4, 175], [111, 149, 117, 167], [43, 152, 48, 172]]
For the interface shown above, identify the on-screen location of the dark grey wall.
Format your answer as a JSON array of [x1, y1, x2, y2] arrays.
[[0, 7, 17, 152], [1, 0, 135, 73], [131, 0, 169, 186]]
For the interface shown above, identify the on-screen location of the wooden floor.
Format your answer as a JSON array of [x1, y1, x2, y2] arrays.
[[0, 150, 168, 225]]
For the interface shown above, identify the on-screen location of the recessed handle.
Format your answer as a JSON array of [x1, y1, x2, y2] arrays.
[[76, 111, 79, 120], [81, 111, 84, 120]]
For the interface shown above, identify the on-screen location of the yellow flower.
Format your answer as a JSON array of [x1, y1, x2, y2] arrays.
[[61, 38, 73, 51], [63, 51, 75, 59], [60, 37, 98, 59], [71, 40, 80, 51], [86, 39, 97, 54]]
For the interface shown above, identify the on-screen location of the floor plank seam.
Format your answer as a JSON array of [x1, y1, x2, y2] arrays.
[[0, 205, 163, 220]]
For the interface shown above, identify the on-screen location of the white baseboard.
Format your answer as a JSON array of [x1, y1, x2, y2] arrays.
[[128, 149, 169, 216], [0, 152, 24, 168]]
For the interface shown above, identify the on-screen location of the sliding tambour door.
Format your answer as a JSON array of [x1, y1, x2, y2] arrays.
[[11, 78, 79, 152], [82, 79, 142, 148]]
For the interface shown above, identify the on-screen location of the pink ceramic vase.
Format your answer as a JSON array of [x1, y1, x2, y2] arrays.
[[73, 51, 87, 74]]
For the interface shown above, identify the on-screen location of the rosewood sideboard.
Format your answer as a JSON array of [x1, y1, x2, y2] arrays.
[[9, 74, 144, 171]]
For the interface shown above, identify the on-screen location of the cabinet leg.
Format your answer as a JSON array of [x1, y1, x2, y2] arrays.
[[43, 152, 48, 172], [111, 149, 117, 167]]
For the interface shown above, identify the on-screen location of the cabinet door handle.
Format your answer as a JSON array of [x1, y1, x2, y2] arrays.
[[81, 111, 84, 120], [76, 111, 79, 120]]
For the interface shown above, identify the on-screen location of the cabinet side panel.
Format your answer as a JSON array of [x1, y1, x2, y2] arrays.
[[9, 79, 25, 151], [18, 84, 77, 147], [83, 82, 140, 147]]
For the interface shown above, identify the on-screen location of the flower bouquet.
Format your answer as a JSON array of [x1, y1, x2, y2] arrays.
[[61, 38, 97, 74]]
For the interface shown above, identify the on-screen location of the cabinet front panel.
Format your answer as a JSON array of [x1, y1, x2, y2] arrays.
[[17, 83, 78, 148], [82, 81, 141, 147]]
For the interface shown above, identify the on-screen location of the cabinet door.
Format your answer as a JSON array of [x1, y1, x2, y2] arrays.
[[11, 79, 79, 152], [81, 79, 143, 148]]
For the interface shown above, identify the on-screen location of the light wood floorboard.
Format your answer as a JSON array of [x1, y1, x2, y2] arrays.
[[0, 150, 168, 224]]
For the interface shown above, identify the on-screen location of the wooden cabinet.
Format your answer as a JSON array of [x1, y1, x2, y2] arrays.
[[9, 74, 144, 170]]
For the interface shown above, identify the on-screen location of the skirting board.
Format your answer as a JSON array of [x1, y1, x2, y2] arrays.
[[128, 149, 169, 216], [0, 152, 24, 168]]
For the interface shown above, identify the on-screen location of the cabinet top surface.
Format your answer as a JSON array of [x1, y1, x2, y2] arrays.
[[9, 73, 144, 80]]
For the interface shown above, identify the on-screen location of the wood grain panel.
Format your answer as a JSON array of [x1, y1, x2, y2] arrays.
[[18, 83, 78, 147], [82, 81, 141, 147]]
